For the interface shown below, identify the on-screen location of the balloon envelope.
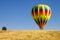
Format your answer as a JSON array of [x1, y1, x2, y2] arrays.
[[31, 4, 52, 29]]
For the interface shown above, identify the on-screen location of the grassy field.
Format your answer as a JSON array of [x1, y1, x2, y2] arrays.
[[0, 30, 60, 40]]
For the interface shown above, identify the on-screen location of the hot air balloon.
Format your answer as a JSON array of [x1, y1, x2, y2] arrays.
[[31, 4, 52, 30]]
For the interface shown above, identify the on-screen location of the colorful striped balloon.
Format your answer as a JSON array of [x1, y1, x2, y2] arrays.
[[31, 4, 52, 29]]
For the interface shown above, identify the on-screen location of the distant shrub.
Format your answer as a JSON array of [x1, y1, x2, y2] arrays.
[[2, 26, 7, 30]]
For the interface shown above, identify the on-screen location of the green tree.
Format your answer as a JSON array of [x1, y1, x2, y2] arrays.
[[2, 26, 7, 30]]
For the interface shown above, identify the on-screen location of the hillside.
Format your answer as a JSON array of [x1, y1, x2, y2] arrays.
[[0, 30, 60, 40]]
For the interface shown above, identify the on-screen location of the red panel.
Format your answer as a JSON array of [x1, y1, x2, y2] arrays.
[[35, 10, 38, 16], [39, 9, 43, 15], [32, 12, 34, 17], [45, 10, 48, 16]]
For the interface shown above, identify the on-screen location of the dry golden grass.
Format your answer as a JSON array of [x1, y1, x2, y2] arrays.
[[0, 30, 60, 40]]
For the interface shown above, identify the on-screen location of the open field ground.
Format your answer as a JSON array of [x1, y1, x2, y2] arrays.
[[0, 30, 60, 40]]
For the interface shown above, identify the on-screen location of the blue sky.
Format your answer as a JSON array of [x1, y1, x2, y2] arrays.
[[0, 0, 60, 30]]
